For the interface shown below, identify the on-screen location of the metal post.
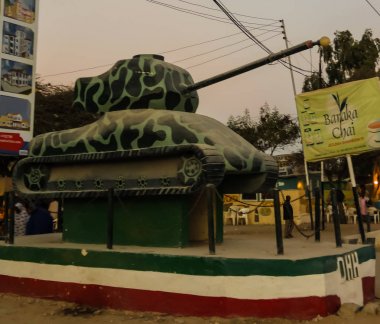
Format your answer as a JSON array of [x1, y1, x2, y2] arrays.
[[346, 154, 366, 243], [7, 191, 14, 245], [0, 192, 9, 241], [314, 188, 321, 242], [281, 20, 297, 100], [3, 192, 9, 237], [282, 21, 314, 229], [321, 162, 326, 230], [304, 168, 314, 229], [331, 188, 342, 247], [107, 188, 114, 250], [273, 188, 284, 255], [352, 187, 366, 243], [207, 184, 216, 255], [57, 198, 63, 232]]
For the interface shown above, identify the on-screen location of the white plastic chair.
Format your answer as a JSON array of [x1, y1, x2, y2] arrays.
[[373, 209, 379, 224], [346, 207, 357, 224], [368, 207, 379, 224], [237, 207, 250, 225], [225, 205, 240, 226], [325, 205, 333, 223]]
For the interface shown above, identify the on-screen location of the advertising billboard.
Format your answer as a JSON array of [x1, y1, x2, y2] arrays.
[[296, 77, 380, 162], [0, 0, 38, 156]]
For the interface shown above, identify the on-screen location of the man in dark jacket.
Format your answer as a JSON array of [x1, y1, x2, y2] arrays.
[[26, 200, 53, 235], [283, 195, 294, 238]]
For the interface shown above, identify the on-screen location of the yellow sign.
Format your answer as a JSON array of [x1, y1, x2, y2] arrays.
[[296, 77, 380, 162]]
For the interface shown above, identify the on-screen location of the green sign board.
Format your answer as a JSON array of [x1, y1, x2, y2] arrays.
[[296, 77, 380, 162]]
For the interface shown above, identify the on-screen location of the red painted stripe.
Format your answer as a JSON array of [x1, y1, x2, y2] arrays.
[[362, 276, 375, 304], [0, 274, 341, 320]]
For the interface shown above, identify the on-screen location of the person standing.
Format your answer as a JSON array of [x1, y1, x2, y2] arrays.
[[26, 200, 54, 235], [283, 195, 294, 238], [14, 201, 30, 236], [359, 191, 370, 232]]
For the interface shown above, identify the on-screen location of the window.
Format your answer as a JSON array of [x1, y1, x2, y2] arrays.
[[242, 191, 274, 201]]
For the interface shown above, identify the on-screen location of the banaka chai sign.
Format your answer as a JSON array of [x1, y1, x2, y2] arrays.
[[296, 77, 380, 162]]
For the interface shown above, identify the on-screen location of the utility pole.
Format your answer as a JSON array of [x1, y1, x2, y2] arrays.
[[281, 19, 314, 229]]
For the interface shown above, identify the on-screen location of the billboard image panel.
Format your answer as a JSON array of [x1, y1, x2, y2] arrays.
[[296, 77, 380, 162], [2, 21, 34, 59], [1, 59, 33, 94], [4, 0, 35, 24], [0, 0, 38, 156]]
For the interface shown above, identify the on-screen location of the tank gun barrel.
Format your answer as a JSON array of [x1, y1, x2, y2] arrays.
[[183, 37, 330, 94]]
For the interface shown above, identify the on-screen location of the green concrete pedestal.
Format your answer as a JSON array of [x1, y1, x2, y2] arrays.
[[62, 193, 223, 247]]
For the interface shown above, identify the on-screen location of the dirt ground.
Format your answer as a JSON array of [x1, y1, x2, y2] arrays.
[[1, 223, 380, 324], [0, 293, 379, 324]]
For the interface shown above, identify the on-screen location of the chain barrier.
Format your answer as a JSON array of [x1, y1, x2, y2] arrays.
[[221, 190, 317, 239]]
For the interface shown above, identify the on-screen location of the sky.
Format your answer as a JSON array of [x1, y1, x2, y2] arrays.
[[36, 0, 380, 126]]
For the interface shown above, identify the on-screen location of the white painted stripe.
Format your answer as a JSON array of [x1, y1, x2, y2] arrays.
[[325, 258, 376, 306], [0, 259, 375, 301]]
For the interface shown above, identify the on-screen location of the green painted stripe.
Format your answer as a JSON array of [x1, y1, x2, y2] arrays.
[[0, 245, 374, 277]]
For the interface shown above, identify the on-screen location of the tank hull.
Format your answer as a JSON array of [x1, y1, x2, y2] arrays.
[[14, 109, 278, 198]]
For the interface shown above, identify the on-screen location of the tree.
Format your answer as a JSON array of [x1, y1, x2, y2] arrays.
[[303, 29, 380, 91], [34, 80, 98, 136], [227, 103, 300, 155], [0, 81, 98, 176]]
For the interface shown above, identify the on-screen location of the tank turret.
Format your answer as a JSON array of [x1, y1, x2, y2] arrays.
[[73, 54, 199, 113], [73, 38, 329, 114], [13, 37, 330, 199]]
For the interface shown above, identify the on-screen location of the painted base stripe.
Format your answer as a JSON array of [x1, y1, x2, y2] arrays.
[[0, 259, 335, 299], [0, 244, 375, 277], [0, 274, 341, 319], [362, 277, 375, 303], [0, 259, 375, 302]]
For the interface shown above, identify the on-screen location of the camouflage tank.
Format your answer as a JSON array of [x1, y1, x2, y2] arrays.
[[13, 38, 329, 199]]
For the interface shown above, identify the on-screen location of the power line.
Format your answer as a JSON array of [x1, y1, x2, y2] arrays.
[[41, 64, 113, 78], [146, 0, 280, 28], [174, 0, 279, 21], [365, 0, 380, 16], [212, 0, 273, 54], [172, 29, 282, 63], [184, 33, 283, 69], [159, 26, 282, 55], [41, 22, 282, 79], [212, 0, 310, 77], [40, 1, 308, 80], [40, 29, 282, 79]]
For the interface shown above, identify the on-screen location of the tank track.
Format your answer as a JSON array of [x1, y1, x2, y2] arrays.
[[13, 144, 225, 199]]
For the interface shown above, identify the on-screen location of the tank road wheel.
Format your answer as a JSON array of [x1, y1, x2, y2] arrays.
[[137, 176, 148, 188], [57, 179, 66, 190], [75, 180, 84, 190], [116, 176, 126, 190], [94, 178, 104, 189], [23, 164, 49, 191], [177, 155, 202, 185], [160, 177, 171, 187]]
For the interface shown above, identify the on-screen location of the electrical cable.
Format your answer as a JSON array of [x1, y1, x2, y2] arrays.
[[146, 0, 277, 28], [212, 0, 310, 77], [146, 0, 280, 28], [365, 0, 380, 16], [41, 1, 309, 79], [159, 26, 282, 55], [184, 32, 284, 70], [174, 0, 279, 21], [41, 30, 283, 79], [173, 29, 281, 64]]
